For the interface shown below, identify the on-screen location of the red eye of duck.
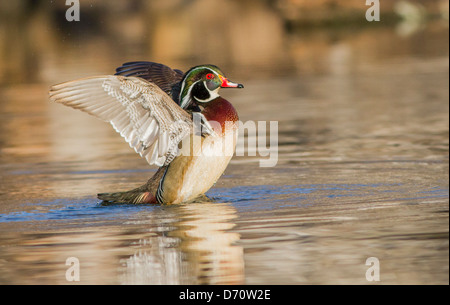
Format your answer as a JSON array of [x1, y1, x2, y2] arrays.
[[206, 73, 214, 80]]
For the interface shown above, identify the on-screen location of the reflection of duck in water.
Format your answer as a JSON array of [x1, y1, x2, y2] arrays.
[[50, 62, 243, 204], [121, 203, 244, 285]]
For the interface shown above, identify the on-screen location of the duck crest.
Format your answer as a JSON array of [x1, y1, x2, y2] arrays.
[[179, 65, 223, 109]]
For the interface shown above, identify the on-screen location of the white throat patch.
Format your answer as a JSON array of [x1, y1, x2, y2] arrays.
[[194, 81, 220, 103]]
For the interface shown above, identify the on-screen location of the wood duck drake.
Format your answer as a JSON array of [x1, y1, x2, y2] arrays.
[[49, 62, 243, 204]]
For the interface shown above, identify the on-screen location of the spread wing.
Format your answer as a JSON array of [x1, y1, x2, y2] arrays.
[[115, 61, 184, 104], [49, 75, 192, 167]]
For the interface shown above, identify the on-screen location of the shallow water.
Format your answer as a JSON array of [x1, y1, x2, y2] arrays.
[[0, 7, 449, 284]]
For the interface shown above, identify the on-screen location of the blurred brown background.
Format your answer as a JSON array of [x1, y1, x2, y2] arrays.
[[0, 0, 448, 84]]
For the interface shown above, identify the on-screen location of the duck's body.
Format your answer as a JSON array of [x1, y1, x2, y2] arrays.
[[158, 97, 239, 204], [49, 62, 243, 204]]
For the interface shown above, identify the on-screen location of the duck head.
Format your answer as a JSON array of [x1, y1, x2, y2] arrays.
[[179, 65, 243, 109]]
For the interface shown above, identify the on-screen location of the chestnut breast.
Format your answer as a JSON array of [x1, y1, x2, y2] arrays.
[[201, 97, 239, 134]]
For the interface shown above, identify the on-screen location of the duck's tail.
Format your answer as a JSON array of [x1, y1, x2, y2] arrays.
[[98, 166, 167, 205], [98, 189, 157, 204], [98, 188, 158, 204]]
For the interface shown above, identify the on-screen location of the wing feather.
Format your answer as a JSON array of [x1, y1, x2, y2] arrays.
[[115, 61, 184, 104], [49, 75, 192, 166]]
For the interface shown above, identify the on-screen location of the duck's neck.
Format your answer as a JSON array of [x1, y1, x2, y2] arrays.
[[201, 97, 239, 135]]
